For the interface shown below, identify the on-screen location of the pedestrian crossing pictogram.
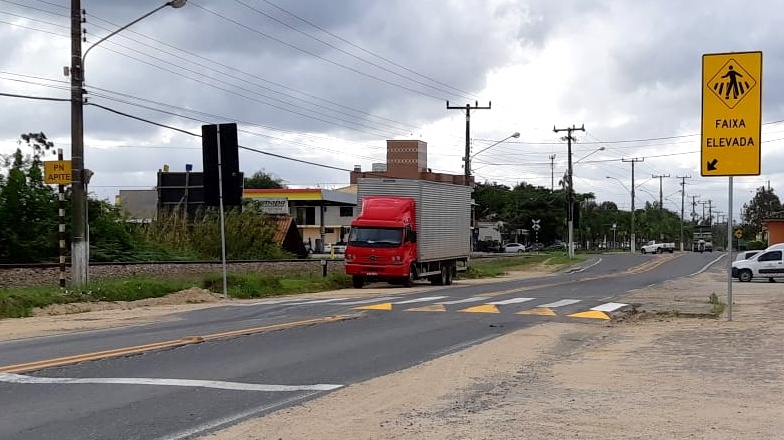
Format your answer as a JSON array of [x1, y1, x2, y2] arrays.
[[707, 59, 757, 109]]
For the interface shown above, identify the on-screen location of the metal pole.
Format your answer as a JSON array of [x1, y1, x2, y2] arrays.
[[727, 177, 733, 321], [216, 126, 228, 297]]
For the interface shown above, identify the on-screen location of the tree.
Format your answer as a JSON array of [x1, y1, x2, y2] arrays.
[[245, 170, 286, 189], [0, 134, 58, 262], [742, 186, 782, 239]]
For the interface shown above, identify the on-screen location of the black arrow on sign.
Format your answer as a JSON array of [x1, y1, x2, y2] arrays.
[[707, 159, 718, 171]]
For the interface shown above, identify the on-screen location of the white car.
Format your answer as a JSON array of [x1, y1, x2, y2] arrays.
[[732, 249, 784, 282], [503, 243, 526, 253], [734, 250, 760, 262]]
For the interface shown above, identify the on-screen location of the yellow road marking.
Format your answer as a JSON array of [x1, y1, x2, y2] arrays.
[[517, 307, 557, 316], [0, 315, 355, 374], [460, 304, 500, 314], [568, 310, 611, 320], [406, 304, 446, 312], [355, 303, 393, 311]]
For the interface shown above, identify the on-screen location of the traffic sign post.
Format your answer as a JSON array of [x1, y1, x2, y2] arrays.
[[701, 51, 762, 176], [702, 51, 763, 322]]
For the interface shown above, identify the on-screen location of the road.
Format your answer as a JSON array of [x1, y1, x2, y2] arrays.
[[0, 251, 724, 439]]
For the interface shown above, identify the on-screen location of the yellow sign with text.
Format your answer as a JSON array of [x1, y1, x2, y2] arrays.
[[44, 160, 72, 185], [701, 51, 762, 176]]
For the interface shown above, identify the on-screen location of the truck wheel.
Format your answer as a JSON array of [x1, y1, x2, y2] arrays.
[[738, 270, 752, 282], [403, 265, 416, 287], [668, 249, 674, 253], [445, 265, 453, 285], [431, 266, 448, 285], [656, 248, 663, 254], [352, 276, 364, 289]]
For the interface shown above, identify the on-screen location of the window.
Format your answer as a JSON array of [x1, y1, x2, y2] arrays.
[[758, 251, 782, 262], [295, 207, 316, 225], [340, 206, 354, 217]]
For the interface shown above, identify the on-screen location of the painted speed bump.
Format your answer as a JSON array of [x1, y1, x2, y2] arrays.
[[517, 307, 557, 316], [460, 304, 500, 314], [406, 304, 446, 312], [355, 303, 393, 311], [568, 310, 611, 320]]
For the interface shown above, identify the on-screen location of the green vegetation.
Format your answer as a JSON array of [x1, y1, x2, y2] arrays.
[[709, 292, 726, 316], [0, 272, 354, 319]]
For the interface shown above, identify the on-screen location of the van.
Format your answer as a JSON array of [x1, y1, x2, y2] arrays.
[[734, 250, 760, 262], [764, 243, 784, 252], [732, 249, 784, 282]]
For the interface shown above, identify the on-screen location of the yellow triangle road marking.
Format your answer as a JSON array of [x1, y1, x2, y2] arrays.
[[355, 303, 392, 311], [406, 304, 446, 312], [517, 307, 556, 316], [568, 310, 611, 320], [460, 304, 500, 314]]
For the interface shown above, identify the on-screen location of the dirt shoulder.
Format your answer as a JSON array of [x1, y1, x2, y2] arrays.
[[200, 271, 784, 439]]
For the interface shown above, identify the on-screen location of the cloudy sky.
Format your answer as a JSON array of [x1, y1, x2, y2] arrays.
[[2, 0, 782, 225]]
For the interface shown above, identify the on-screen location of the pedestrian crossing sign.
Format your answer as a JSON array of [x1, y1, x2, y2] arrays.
[[701, 51, 762, 177]]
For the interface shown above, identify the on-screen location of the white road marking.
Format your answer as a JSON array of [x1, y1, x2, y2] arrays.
[[0, 373, 342, 392], [393, 296, 448, 304], [590, 302, 628, 312], [437, 297, 489, 305], [335, 296, 398, 305], [288, 298, 351, 305], [488, 297, 535, 305], [537, 299, 581, 308]]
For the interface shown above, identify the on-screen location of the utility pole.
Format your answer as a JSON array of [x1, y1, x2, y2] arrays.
[[691, 195, 700, 224], [676, 175, 691, 251], [708, 200, 714, 225], [549, 154, 556, 192], [622, 157, 644, 253], [447, 101, 491, 186], [652, 174, 670, 210], [700, 200, 710, 224], [553, 124, 585, 259], [651, 173, 670, 241], [70, 0, 88, 286]]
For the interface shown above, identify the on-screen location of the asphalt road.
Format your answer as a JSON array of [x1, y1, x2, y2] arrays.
[[0, 251, 725, 439]]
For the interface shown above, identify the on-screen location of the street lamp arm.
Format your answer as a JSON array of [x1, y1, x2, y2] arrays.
[[82, 1, 186, 67], [471, 132, 520, 159], [605, 176, 629, 193], [574, 146, 605, 164]]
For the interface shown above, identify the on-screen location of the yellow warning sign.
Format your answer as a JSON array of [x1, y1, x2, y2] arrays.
[[734, 228, 743, 239], [701, 51, 762, 176], [44, 160, 72, 185]]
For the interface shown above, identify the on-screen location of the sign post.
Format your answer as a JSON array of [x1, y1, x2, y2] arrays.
[[702, 51, 762, 321]]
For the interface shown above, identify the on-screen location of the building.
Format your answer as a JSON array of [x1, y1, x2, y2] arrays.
[[350, 139, 469, 185], [764, 216, 784, 245], [243, 188, 357, 253]]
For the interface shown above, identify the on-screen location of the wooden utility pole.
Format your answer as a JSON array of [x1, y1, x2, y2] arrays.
[[553, 124, 585, 259]]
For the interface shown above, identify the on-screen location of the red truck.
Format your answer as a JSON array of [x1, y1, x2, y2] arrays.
[[345, 178, 472, 288]]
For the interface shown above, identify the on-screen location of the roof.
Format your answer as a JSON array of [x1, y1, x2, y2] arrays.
[[244, 188, 356, 205], [269, 215, 293, 245]]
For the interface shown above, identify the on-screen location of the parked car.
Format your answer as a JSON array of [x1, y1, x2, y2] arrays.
[[503, 243, 526, 253], [544, 242, 567, 251], [735, 250, 760, 262], [732, 249, 784, 282], [333, 241, 347, 254]]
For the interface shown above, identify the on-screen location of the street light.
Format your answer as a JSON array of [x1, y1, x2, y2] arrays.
[[70, 0, 187, 286], [574, 146, 605, 164], [606, 176, 634, 252], [465, 131, 519, 251]]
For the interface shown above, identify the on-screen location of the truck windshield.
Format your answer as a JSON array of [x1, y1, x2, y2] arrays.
[[348, 227, 403, 247]]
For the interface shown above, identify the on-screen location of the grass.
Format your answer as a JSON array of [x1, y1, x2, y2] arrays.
[[0, 272, 355, 319], [0, 253, 584, 319], [465, 253, 586, 278]]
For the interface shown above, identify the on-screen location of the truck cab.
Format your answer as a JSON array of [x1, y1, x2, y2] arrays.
[[732, 249, 784, 282], [345, 197, 419, 288]]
